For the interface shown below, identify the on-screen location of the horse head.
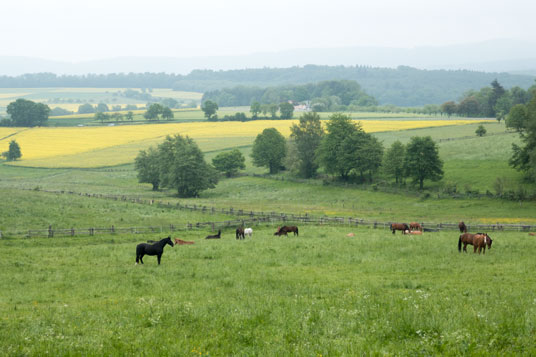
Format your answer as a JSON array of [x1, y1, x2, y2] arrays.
[[165, 236, 174, 247], [485, 233, 492, 248]]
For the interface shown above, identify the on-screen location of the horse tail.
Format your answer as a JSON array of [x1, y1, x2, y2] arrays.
[[296, 227, 299, 236], [458, 235, 462, 252]]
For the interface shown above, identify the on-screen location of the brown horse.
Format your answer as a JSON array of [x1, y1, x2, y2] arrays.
[[409, 222, 422, 231], [174, 238, 194, 245], [274, 226, 299, 236], [458, 221, 468, 233], [473, 234, 493, 254], [390, 223, 409, 234], [236, 227, 245, 240], [458, 233, 492, 252]]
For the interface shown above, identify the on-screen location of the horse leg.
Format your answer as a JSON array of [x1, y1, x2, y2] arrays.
[[140, 254, 144, 264], [463, 243, 467, 253], [157, 254, 161, 265]]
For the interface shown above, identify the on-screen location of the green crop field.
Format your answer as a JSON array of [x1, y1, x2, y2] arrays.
[[1, 227, 535, 355]]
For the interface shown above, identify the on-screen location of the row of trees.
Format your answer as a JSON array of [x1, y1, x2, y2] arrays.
[[251, 113, 444, 189], [134, 112, 445, 196], [201, 80, 377, 110], [201, 100, 295, 121], [442, 79, 536, 120]]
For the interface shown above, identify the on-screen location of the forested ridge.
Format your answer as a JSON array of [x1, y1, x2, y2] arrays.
[[1, 65, 534, 106]]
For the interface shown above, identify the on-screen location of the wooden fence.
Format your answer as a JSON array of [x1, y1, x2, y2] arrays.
[[1, 187, 535, 238]]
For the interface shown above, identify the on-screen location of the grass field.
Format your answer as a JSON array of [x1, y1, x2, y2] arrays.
[[1, 227, 535, 355]]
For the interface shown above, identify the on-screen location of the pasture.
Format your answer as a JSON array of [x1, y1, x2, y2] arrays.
[[1, 227, 535, 355]]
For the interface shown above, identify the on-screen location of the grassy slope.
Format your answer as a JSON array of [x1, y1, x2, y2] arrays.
[[1, 227, 534, 355]]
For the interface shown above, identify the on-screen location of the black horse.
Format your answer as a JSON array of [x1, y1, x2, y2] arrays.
[[136, 236, 174, 265], [236, 227, 245, 240], [206, 230, 221, 239]]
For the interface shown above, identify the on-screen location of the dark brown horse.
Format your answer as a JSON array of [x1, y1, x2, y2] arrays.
[[205, 230, 221, 239], [409, 222, 422, 231], [136, 236, 174, 265], [390, 223, 409, 234], [236, 227, 245, 240], [274, 226, 299, 236], [473, 234, 493, 254], [458, 233, 492, 252], [458, 221, 468, 233]]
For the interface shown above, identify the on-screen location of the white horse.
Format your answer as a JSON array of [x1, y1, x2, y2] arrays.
[[244, 228, 253, 237]]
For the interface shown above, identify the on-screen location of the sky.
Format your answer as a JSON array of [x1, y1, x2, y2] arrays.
[[2, 0, 536, 62]]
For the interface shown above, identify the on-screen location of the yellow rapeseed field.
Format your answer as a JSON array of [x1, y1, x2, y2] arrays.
[[2, 119, 488, 168]]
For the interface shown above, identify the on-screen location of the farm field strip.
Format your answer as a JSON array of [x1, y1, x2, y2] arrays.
[[2, 119, 486, 168]]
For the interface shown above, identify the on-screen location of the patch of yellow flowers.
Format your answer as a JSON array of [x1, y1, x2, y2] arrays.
[[1, 119, 485, 168]]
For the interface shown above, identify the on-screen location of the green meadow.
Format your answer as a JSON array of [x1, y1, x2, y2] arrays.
[[1, 227, 535, 355], [1, 113, 536, 354]]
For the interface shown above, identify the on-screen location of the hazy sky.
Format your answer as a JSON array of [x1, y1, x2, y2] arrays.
[[2, 0, 535, 61]]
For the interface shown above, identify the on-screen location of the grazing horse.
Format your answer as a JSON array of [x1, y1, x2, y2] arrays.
[[473, 234, 493, 254], [206, 230, 221, 239], [174, 238, 194, 245], [274, 226, 299, 236], [458, 221, 468, 233], [458, 233, 492, 252], [409, 222, 422, 231], [244, 228, 253, 237], [390, 223, 409, 234], [136, 236, 174, 265], [236, 227, 245, 240]]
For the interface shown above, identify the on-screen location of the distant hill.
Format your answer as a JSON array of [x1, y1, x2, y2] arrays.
[[2, 39, 536, 76]]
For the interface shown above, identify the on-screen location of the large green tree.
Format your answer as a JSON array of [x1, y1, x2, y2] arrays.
[[156, 135, 219, 197], [2, 140, 22, 161], [212, 149, 246, 177], [251, 128, 287, 174], [279, 102, 294, 119], [134, 147, 161, 190], [404, 136, 444, 189], [290, 112, 324, 178], [506, 94, 536, 180], [383, 140, 406, 183], [250, 101, 261, 119], [201, 100, 219, 120], [7, 99, 50, 127], [316, 113, 382, 181]]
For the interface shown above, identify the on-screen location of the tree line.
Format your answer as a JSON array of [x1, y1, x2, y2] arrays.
[[442, 79, 536, 119], [1, 66, 533, 106], [135, 112, 444, 197], [201, 80, 377, 110]]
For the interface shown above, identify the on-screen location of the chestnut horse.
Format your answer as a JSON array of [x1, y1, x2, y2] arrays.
[[174, 238, 194, 245], [473, 234, 493, 254], [274, 226, 299, 236], [458, 233, 492, 252], [458, 221, 468, 233], [390, 223, 409, 234], [409, 222, 422, 231]]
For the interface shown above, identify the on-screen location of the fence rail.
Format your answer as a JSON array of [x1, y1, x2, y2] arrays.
[[1, 187, 535, 238]]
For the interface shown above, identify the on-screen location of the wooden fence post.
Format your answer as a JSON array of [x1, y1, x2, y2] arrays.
[[111, 225, 115, 234], [71, 228, 75, 236], [48, 225, 53, 238]]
